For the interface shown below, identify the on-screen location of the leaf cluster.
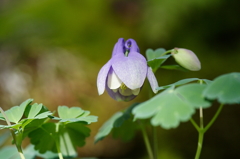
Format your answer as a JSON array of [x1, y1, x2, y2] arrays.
[[95, 72, 240, 141], [0, 99, 98, 158]]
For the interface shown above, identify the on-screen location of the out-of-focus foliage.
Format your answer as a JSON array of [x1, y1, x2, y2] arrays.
[[0, 0, 240, 158]]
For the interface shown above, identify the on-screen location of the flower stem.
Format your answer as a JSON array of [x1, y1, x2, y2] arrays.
[[0, 107, 26, 159], [194, 107, 204, 159], [204, 104, 224, 133], [139, 121, 154, 159], [161, 50, 173, 56], [195, 129, 204, 159], [152, 126, 158, 159], [55, 123, 64, 159], [192, 104, 224, 159]]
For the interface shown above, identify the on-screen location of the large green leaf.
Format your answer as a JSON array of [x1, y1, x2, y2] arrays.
[[95, 104, 139, 143], [0, 146, 19, 159], [177, 84, 211, 108], [112, 119, 139, 141], [29, 122, 91, 155], [203, 72, 240, 104], [59, 122, 90, 156], [29, 123, 58, 153], [133, 84, 210, 129], [94, 112, 122, 143]]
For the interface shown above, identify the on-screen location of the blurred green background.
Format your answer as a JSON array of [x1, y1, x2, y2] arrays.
[[0, 0, 240, 158]]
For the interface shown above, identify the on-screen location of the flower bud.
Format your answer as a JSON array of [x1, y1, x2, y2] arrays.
[[171, 48, 201, 71]]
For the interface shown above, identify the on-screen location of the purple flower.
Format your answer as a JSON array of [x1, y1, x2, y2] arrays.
[[97, 38, 159, 101]]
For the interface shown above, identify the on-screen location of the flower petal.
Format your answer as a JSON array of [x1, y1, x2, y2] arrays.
[[112, 52, 147, 89], [125, 39, 140, 52], [97, 60, 111, 95], [112, 38, 125, 57], [132, 88, 140, 95], [147, 67, 159, 93], [106, 85, 136, 102], [107, 68, 122, 89]]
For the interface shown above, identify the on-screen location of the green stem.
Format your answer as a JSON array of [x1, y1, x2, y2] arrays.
[[161, 49, 173, 56], [204, 104, 224, 133], [152, 126, 158, 159], [194, 107, 204, 159], [190, 118, 200, 131], [0, 107, 26, 159], [139, 121, 154, 159], [55, 123, 64, 159], [195, 130, 204, 159]]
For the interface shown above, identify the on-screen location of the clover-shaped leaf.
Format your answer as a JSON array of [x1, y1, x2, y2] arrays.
[[177, 84, 211, 108], [51, 106, 97, 124], [203, 72, 240, 104], [58, 106, 84, 119], [95, 104, 139, 143], [29, 122, 90, 155], [133, 84, 210, 129], [0, 99, 33, 124], [29, 123, 58, 153], [26, 103, 43, 118], [146, 48, 166, 61], [146, 48, 171, 72], [59, 122, 90, 149]]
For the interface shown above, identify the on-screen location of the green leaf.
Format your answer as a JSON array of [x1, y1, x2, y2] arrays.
[[19, 98, 34, 109], [0, 131, 10, 146], [133, 86, 195, 129], [29, 122, 91, 155], [94, 112, 122, 143], [203, 72, 240, 104], [146, 48, 166, 61], [29, 123, 57, 154], [34, 111, 52, 119], [157, 78, 200, 91], [59, 122, 90, 150], [95, 104, 139, 143], [160, 65, 188, 71], [1, 123, 22, 130], [0, 146, 19, 159], [147, 55, 171, 72], [112, 119, 138, 141], [0, 99, 33, 123], [177, 84, 211, 108], [53, 106, 97, 124], [5, 106, 24, 123], [146, 48, 170, 72], [58, 106, 84, 119], [202, 79, 212, 85], [22, 119, 46, 139], [27, 103, 43, 118], [114, 103, 138, 127]]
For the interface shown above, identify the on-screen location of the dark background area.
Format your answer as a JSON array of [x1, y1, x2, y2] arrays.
[[0, 0, 240, 158]]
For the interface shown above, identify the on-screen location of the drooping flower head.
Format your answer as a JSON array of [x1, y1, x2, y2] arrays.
[[97, 38, 158, 101]]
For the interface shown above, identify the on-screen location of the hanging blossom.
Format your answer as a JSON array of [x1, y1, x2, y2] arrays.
[[97, 38, 159, 101]]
